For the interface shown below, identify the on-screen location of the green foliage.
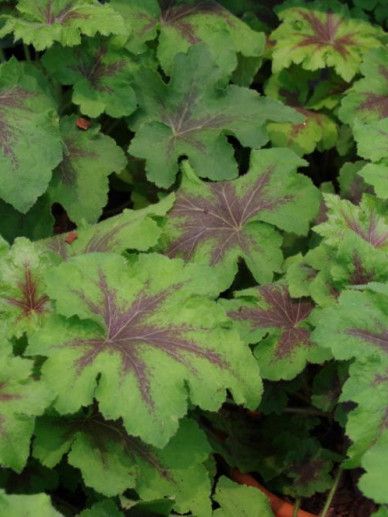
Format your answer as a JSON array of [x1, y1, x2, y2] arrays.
[[0, 0, 387, 514]]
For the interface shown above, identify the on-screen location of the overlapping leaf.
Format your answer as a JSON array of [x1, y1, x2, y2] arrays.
[[27, 253, 261, 447], [129, 44, 302, 188], [271, 0, 383, 81], [223, 282, 327, 380], [43, 39, 138, 118], [37, 194, 174, 260], [34, 414, 212, 515], [0, 341, 51, 472], [163, 150, 320, 285], [47, 116, 127, 224], [0, 0, 126, 50], [0, 58, 62, 213], [111, 0, 265, 76]]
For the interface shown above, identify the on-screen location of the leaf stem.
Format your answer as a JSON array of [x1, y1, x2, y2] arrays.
[[292, 497, 301, 517], [23, 43, 32, 61], [320, 467, 342, 517]]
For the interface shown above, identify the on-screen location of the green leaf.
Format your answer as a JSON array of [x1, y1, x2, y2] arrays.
[[354, 119, 388, 162], [0, 490, 61, 516], [0, 0, 126, 51], [43, 39, 137, 118], [340, 359, 388, 503], [34, 414, 212, 514], [111, 0, 265, 75], [0, 343, 51, 472], [312, 288, 388, 363], [264, 69, 338, 155], [27, 253, 261, 447], [163, 150, 319, 285], [80, 500, 123, 517], [0, 58, 62, 213], [224, 282, 327, 380], [339, 47, 388, 125], [271, 0, 383, 81], [129, 44, 301, 188], [47, 116, 127, 224], [0, 238, 52, 338], [212, 476, 273, 517], [358, 162, 388, 200], [37, 195, 174, 259]]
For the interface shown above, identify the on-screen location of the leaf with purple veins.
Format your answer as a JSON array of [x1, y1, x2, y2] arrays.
[[0, 0, 126, 51], [27, 253, 261, 447], [223, 282, 327, 381], [163, 149, 320, 286]]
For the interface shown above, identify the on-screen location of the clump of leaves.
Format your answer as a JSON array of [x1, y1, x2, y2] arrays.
[[0, 0, 387, 515]]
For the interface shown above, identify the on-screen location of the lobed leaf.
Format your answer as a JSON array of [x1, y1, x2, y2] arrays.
[[213, 476, 273, 517], [0, 490, 60, 516]]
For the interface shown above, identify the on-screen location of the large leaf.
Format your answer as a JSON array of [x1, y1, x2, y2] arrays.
[[34, 414, 212, 514], [213, 476, 273, 517], [163, 150, 320, 285], [43, 39, 138, 118], [27, 253, 261, 447], [0, 490, 60, 516], [353, 119, 388, 163], [47, 116, 127, 224], [271, 0, 382, 81], [111, 0, 265, 75], [0, 58, 62, 213], [339, 47, 388, 125], [0, 0, 126, 51], [37, 195, 174, 260], [0, 341, 51, 472], [224, 282, 328, 380], [129, 44, 301, 188]]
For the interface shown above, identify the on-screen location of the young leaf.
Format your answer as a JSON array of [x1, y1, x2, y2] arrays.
[[224, 282, 327, 380], [111, 0, 265, 75], [47, 116, 127, 224], [0, 490, 60, 516], [213, 476, 273, 517], [0, 59, 62, 213], [0, 0, 126, 51], [271, 0, 382, 81], [0, 343, 51, 472], [0, 238, 51, 338], [43, 39, 138, 118], [37, 194, 174, 260], [358, 162, 388, 200], [129, 44, 301, 188], [27, 253, 261, 447], [264, 69, 338, 155], [339, 47, 388, 125], [353, 119, 388, 162], [163, 150, 320, 285], [34, 414, 212, 514]]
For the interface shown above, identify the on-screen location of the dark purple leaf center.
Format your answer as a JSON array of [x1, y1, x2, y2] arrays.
[[341, 210, 388, 248], [168, 167, 292, 264], [76, 46, 126, 92], [0, 383, 22, 402], [295, 10, 355, 57], [40, 1, 87, 25], [229, 286, 314, 358], [67, 272, 226, 408], [3, 268, 49, 318], [347, 328, 388, 354]]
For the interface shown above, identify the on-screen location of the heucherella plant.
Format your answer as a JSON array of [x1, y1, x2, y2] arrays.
[[0, 0, 387, 514]]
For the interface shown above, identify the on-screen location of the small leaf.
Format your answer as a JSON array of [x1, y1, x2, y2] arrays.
[[213, 476, 273, 517], [271, 0, 382, 81], [0, 490, 60, 516], [43, 39, 137, 118]]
